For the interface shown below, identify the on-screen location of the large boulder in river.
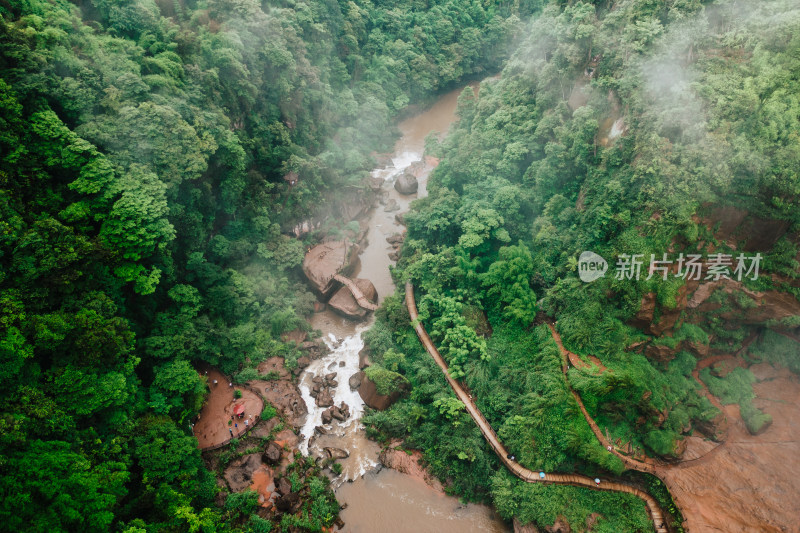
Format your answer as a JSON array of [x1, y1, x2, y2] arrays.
[[394, 171, 418, 195], [349, 371, 364, 390], [328, 278, 377, 320], [324, 447, 350, 460], [302, 241, 360, 298], [316, 388, 334, 408], [358, 367, 409, 410], [331, 406, 346, 421]]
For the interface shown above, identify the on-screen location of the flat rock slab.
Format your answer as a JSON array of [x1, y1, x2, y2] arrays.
[[302, 241, 359, 297], [250, 379, 307, 425], [660, 369, 800, 532], [194, 369, 263, 449]]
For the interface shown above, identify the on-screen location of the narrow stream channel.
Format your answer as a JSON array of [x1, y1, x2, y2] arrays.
[[296, 84, 510, 532]]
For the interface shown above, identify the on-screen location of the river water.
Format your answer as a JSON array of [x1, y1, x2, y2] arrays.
[[296, 84, 510, 532]]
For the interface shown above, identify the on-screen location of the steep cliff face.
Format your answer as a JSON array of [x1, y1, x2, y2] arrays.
[[629, 208, 800, 363], [702, 206, 790, 252], [659, 365, 800, 532], [633, 282, 800, 361]]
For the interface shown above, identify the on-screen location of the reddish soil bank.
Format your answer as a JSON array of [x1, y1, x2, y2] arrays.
[[662, 363, 800, 532], [551, 320, 800, 532], [379, 441, 443, 492], [250, 465, 276, 508], [194, 368, 263, 449], [213, 355, 304, 507]]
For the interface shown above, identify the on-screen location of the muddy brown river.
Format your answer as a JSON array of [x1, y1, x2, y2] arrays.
[[297, 83, 510, 532]]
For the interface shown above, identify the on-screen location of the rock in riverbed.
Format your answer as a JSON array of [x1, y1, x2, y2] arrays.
[[316, 388, 334, 408], [328, 278, 378, 320], [349, 371, 364, 390], [263, 441, 282, 465], [358, 373, 406, 410], [324, 447, 350, 460], [394, 171, 418, 194], [302, 241, 360, 297]]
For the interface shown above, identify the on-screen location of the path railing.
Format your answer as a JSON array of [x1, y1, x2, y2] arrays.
[[405, 281, 671, 533], [199, 411, 262, 452], [333, 273, 379, 310], [198, 383, 267, 452]]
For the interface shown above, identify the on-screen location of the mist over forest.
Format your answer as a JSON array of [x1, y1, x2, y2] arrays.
[[1, 0, 798, 531]]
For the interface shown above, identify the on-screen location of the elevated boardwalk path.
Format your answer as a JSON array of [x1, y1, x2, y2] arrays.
[[546, 323, 662, 473], [333, 274, 378, 310], [405, 281, 670, 533]]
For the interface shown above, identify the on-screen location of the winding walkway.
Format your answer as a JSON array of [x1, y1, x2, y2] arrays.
[[548, 325, 608, 373], [333, 274, 379, 311], [546, 324, 662, 472], [548, 323, 731, 469], [405, 282, 670, 533]]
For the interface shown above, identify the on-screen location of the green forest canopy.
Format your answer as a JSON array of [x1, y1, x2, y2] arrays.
[[365, 0, 798, 531], [1, 0, 798, 531], [0, 0, 520, 530]]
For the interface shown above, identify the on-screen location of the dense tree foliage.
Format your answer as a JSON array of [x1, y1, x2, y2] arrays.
[[366, 0, 799, 530], [0, 0, 519, 530]]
